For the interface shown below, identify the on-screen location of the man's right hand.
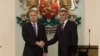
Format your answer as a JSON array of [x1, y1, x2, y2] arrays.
[[36, 40, 45, 48]]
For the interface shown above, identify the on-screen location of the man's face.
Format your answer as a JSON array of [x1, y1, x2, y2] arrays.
[[60, 12, 68, 22], [29, 11, 38, 22]]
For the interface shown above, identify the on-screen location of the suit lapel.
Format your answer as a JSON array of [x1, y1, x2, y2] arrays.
[[28, 22, 37, 37], [58, 20, 70, 37], [37, 22, 40, 37], [60, 20, 69, 32], [63, 20, 70, 31]]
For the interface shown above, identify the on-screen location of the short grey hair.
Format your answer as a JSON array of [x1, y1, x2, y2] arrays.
[[60, 10, 68, 13]]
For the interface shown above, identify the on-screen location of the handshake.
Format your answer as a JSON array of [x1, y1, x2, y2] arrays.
[[36, 40, 45, 48]]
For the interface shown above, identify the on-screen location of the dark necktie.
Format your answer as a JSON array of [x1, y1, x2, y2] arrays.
[[33, 23, 36, 34], [61, 23, 64, 30]]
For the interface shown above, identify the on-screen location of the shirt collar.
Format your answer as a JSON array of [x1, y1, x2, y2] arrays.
[[31, 21, 37, 25], [63, 19, 68, 24]]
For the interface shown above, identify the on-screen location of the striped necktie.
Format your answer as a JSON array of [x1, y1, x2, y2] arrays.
[[33, 23, 36, 35]]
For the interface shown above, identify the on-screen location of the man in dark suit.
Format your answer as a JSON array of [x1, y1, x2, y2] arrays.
[[22, 8, 48, 56], [47, 8, 78, 56]]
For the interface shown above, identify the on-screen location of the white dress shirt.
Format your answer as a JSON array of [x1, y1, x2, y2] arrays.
[[31, 22, 38, 36], [62, 19, 68, 29]]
